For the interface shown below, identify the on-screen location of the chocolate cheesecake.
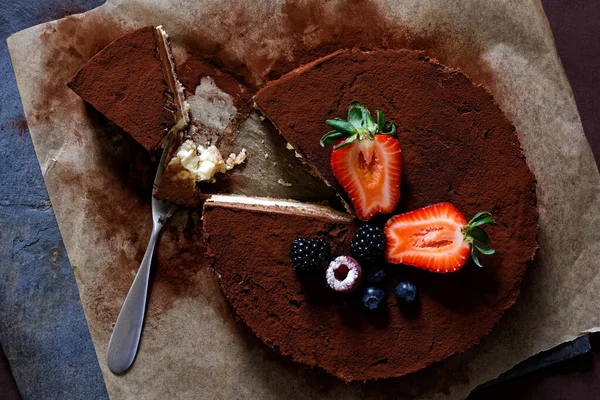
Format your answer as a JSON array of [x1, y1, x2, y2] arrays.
[[206, 49, 538, 381], [68, 26, 189, 151]]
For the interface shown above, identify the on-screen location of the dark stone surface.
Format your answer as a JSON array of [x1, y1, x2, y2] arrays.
[[0, 0, 597, 399], [541, 0, 600, 166], [0, 1, 108, 399], [471, 333, 600, 400]]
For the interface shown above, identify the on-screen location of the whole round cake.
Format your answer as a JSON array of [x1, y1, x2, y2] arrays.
[[204, 49, 538, 381]]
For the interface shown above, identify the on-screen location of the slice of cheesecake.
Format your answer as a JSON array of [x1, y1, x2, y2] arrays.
[[68, 26, 189, 151]]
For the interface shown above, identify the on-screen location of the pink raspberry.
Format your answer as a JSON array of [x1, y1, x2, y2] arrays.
[[326, 256, 362, 293]]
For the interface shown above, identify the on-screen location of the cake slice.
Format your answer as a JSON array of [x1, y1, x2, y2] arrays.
[[68, 26, 189, 151]]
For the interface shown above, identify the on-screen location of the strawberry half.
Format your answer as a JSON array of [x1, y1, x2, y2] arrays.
[[384, 203, 495, 273], [320, 101, 401, 221]]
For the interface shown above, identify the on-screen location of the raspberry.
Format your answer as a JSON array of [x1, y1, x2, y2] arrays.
[[326, 256, 362, 293]]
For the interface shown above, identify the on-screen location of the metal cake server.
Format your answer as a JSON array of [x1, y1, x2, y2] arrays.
[[107, 131, 177, 374]]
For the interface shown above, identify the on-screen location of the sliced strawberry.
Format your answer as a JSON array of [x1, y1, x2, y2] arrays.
[[321, 101, 401, 221], [384, 203, 495, 273], [330, 135, 401, 220]]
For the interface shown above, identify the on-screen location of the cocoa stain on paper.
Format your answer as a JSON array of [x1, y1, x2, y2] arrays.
[[178, 0, 504, 93], [32, 13, 125, 125], [2, 115, 29, 136], [56, 110, 230, 332]]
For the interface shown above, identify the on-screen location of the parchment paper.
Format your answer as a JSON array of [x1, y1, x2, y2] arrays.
[[7, 0, 600, 399]]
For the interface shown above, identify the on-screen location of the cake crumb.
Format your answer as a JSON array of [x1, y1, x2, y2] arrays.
[[226, 148, 247, 170], [264, 153, 269, 159], [277, 179, 293, 187]]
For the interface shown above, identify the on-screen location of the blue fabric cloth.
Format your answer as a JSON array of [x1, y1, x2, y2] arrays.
[[0, 1, 108, 399]]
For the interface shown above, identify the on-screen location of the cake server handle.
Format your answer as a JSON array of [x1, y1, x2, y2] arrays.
[[106, 219, 165, 374]]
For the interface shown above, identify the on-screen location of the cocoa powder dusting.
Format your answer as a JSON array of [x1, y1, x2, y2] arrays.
[[33, 14, 124, 126], [175, 0, 521, 93], [67, 26, 177, 151]]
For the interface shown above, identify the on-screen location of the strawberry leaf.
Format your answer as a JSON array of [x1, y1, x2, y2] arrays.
[[333, 133, 358, 150], [320, 130, 346, 147], [376, 110, 386, 132], [463, 210, 496, 267], [364, 110, 376, 132], [474, 241, 495, 255], [468, 226, 490, 245], [471, 247, 483, 267], [349, 101, 371, 127], [470, 216, 496, 227], [469, 211, 492, 224], [382, 121, 397, 136], [348, 103, 364, 129], [326, 119, 357, 135], [323, 101, 397, 147]]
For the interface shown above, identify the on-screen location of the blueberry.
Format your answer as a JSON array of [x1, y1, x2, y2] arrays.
[[362, 287, 386, 310], [395, 281, 417, 306], [362, 268, 386, 284]]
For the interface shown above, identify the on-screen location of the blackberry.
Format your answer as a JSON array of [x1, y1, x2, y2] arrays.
[[290, 238, 331, 273], [350, 224, 386, 265]]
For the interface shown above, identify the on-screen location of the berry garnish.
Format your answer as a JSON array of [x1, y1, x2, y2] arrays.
[[362, 268, 386, 284], [395, 281, 417, 306], [362, 287, 386, 310], [350, 223, 386, 265], [289, 238, 331, 273], [326, 256, 362, 293], [320, 101, 401, 221], [385, 203, 496, 272]]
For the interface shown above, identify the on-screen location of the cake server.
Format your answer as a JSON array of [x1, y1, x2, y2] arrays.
[[106, 131, 177, 374]]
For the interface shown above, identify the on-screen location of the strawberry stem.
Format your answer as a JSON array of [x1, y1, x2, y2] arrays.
[[321, 101, 396, 148], [462, 212, 496, 267]]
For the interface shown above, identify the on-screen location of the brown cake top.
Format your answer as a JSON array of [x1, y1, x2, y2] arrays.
[[68, 26, 177, 151], [206, 49, 539, 381]]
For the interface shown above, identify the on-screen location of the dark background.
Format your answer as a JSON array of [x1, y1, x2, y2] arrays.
[[0, 1, 598, 399]]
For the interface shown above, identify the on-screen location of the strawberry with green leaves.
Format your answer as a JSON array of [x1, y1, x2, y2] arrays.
[[321, 101, 402, 221], [385, 203, 495, 273]]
